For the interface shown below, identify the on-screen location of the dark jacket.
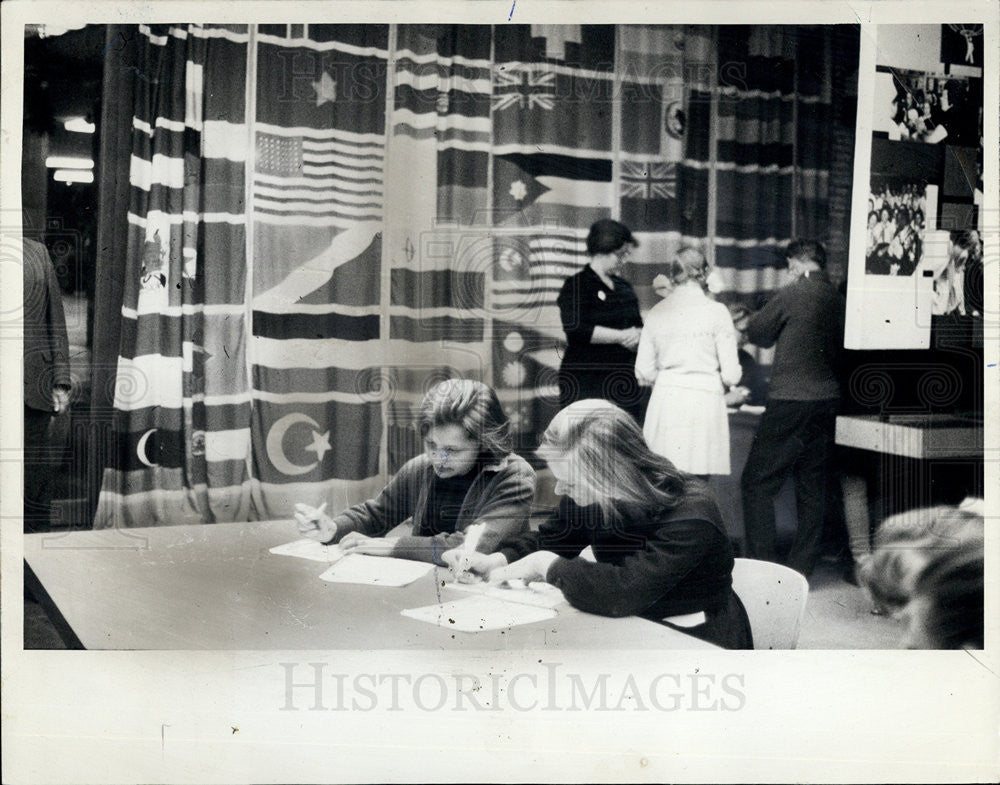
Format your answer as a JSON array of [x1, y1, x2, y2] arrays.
[[746, 271, 845, 401], [330, 452, 536, 564], [500, 482, 752, 648], [23, 239, 71, 412], [557, 264, 643, 373]]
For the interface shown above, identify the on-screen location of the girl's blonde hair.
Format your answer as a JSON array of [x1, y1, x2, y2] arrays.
[[667, 247, 708, 286], [536, 399, 690, 520], [418, 379, 511, 460]]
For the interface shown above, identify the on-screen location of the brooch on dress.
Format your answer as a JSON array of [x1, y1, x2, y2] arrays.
[[597, 290, 607, 301]]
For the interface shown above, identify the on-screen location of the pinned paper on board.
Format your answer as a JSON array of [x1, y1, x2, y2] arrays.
[[401, 596, 558, 633], [318, 554, 436, 587], [269, 538, 346, 564]]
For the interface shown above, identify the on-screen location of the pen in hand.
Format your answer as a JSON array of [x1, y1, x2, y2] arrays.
[[294, 502, 332, 542], [452, 523, 486, 583]]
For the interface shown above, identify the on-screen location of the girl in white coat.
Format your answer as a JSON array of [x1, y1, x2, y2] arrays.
[[636, 248, 741, 477]]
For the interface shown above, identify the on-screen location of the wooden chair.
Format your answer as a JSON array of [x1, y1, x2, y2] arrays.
[[731, 558, 810, 650]]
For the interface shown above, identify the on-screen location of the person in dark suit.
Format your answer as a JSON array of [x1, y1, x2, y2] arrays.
[[23, 238, 72, 531]]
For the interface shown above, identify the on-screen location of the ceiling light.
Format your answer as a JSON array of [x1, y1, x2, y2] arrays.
[[37, 24, 88, 39], [53, 169, 95, 185], [45, 156, 94, 170]]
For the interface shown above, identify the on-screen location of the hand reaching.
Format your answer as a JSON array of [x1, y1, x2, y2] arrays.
[[442, 548, 507, 583], [486, 551, 560, 585], [339, 531, 397, 557]]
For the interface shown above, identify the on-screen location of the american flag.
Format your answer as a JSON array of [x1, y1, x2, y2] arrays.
[[253, 130, 384, 227], [493, 66, 557, 111], [620, 161, 677, 200], [491, 230, 588, 326]]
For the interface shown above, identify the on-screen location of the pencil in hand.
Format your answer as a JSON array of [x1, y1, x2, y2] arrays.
[[294, 502, 334, 542]]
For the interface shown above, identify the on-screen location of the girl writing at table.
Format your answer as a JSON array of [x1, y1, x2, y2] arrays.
[[443, 399, 753, 649], [295, 379, 535, 564]]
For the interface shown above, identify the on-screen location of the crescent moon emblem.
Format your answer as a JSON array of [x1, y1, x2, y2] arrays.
[[266, 413, 321, 476], [136, 429, 159, 468]]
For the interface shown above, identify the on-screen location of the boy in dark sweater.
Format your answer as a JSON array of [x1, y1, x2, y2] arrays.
[[740, 239, 846, 578]]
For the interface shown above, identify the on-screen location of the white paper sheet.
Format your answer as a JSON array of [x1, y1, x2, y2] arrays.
[[318, 554, 436, 587], [444, 580, 569, 609], [401, 596, 557, 633], [269, 538, 345, 564]]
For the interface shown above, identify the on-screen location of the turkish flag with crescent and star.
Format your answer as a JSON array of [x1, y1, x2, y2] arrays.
[[249, 25, 389, 515]]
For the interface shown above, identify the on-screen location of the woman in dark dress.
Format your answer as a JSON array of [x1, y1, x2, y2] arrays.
[[556, 219, 647, 424], [444, 399, 753, 650]]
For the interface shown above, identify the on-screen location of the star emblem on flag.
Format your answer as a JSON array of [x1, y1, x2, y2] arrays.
[[498, 247, 527, 274], [304, 430, 332, 462], [312, 71, 337, 106], [501, 361, 527, 388], [620, 161, 677, 200], [509, 180, 528, 201], [508, 406, 531, 432], [493, 66, 556, 111]]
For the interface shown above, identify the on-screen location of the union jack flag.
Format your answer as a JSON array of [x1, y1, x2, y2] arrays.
[[493, 66, 556, 111], [620, 161, 677, 200]]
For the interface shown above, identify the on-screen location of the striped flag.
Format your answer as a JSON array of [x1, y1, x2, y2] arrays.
[[93, 24, 844, 524], [252, 131, 383, 229], [382, 25, 494, 472], [95, 24, 254, 529], [393, 25, 492, 223], [617, 26, 714, 309], [489, 27, 616, 438], [493, 152, 614, 228], [490, 227, 590, 446], [250, 27, 390, 517]]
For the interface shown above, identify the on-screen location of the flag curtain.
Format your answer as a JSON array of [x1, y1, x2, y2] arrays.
[[707, 25, 836, 311], [94, 24, 253, 528], [248, 24, 389, 519], [94, 23, 841, 528]]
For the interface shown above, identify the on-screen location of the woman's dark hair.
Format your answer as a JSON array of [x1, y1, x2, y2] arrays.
[[910, 539, 984, 649], [418, 379, 512, 460], [586, 219, 637, 256]]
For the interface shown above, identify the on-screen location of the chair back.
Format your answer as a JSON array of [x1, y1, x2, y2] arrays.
[[731, 558, 809, 650]]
